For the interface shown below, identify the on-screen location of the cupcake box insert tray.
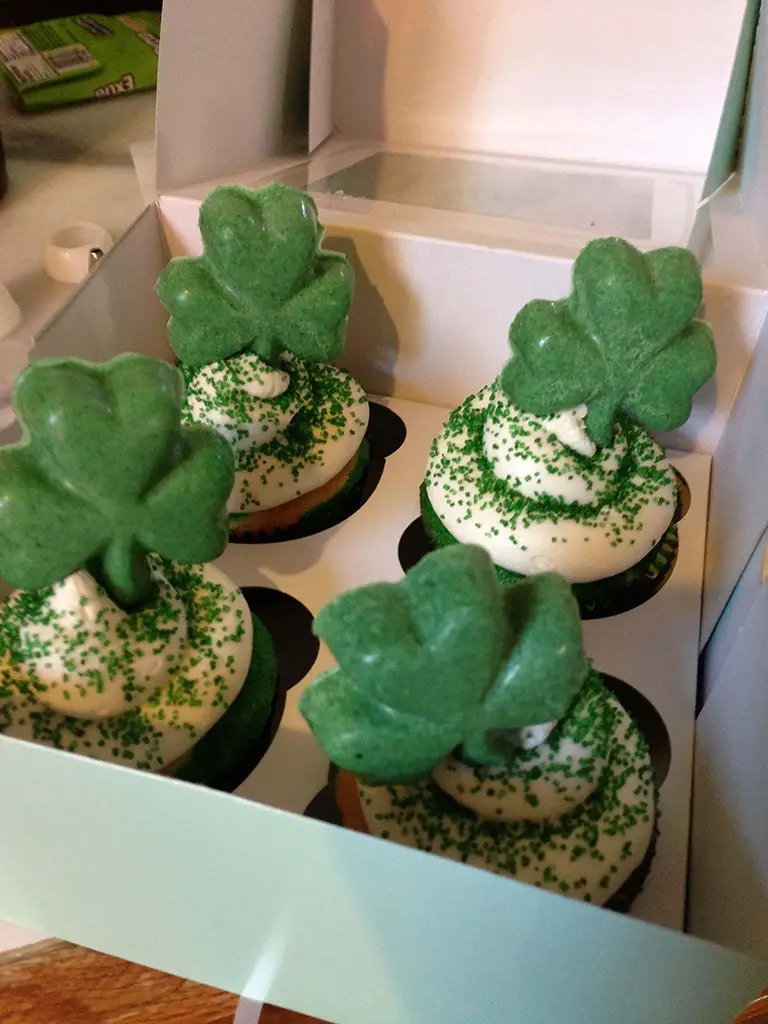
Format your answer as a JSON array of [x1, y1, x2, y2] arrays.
[[1, 0, 768, 1019]]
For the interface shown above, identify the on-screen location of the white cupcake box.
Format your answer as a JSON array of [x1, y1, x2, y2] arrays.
[[1, 0, 767, 1020]]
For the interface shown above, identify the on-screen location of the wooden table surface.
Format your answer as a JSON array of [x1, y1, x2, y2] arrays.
[[0, 941, 321, 1024]]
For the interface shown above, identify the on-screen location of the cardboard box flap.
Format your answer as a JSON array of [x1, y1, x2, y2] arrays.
[[155, 0, 317, 194], [155, 0, 757, 203], [0, 736, 763, 1024], [334, 0, 755, 178]]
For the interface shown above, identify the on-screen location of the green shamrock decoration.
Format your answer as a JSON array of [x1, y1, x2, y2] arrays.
[[155, 183, 354, 369], [300, 545, 588, 784], [501, 238, 716, 447], [0, 354, 235, 610]]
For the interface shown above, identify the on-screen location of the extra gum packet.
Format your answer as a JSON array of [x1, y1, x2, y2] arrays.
[[0, 10, 160, 111]]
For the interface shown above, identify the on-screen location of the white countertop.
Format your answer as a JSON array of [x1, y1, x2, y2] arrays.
[[0, 83, 155, 428], [0, 84, 155, 952]]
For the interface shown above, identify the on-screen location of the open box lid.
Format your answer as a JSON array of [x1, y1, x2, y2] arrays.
[[154, 0, 759, 252]]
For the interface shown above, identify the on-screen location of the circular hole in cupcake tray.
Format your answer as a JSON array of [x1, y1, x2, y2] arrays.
[[398, 516, 432, 575], [366, 400, 408, 458], [242, 587, 319, 691], [575, 525, 679, 621], [601, 674, 671, 788], [230, 402, 407, 545], [672, 468, 691, 523], [203, 587, 320, 794]]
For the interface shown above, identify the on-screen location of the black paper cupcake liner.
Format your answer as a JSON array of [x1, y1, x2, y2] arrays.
[[172, 611, 278, 790], [604, 812, 660, 914]]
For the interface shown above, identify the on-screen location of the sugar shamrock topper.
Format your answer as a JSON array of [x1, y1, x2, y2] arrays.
[[502, 238, 716, 447], [304, 546, 658, 910], [300, 545, 588, 783], [156, 183, 355, 369], [156, 181, 370, 543], [0, 354, 235, 609]]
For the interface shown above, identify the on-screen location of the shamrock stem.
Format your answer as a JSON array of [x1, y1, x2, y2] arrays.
[[88, 538, 156, 611], [585, 394, 620, 448], [460, 730, 503, 768]]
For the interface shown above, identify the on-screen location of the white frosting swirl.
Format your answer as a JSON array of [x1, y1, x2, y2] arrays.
[[18, 571, 187, 719], [433, 677, 616, 823], [426, 381, 676, 583], [484, 402, 624, 505], [546, 405, 597, 458], [186, 353, 302, 451], [184, 356, 369, 515], [0, 561, 253, 771], [359, 691, 655, 907]]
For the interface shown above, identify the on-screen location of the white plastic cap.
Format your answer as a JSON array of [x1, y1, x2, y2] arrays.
[[44, 222, 113, 285]]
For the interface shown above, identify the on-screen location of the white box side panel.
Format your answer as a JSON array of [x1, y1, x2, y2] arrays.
[[691, 531, 768, 960], [701, 307, 768, 644], [332, 0, 753, 176], [0, 729, 763, 1024], [309, 0, 336, 152]]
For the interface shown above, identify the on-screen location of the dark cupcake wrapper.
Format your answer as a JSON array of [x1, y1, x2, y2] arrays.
[[604, 810, 660, 914], [172, 611, 278, 790], [420, 484, 678, 619]]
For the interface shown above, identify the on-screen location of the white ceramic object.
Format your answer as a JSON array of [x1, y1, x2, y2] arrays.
[[44, 222, 114, 285]]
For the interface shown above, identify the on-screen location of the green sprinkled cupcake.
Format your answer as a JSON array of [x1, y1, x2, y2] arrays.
[[300, 545, 659, 910], [0, 354, 277, 789], [422, 238, 715, 617], [156, 183, 370, 541]]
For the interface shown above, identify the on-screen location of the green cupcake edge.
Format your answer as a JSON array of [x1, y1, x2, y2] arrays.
[[172, 611, 278, 788], [419, 484, 678, 617]]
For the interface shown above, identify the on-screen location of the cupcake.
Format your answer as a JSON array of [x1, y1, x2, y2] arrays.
[[0, 354, 277, 786], [156, 183, 370, 540], [301, 544, 658, 910], [422, 238, 716, 615]]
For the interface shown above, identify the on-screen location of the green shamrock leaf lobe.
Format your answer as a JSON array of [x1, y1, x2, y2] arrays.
[[301, 546, 588, 782], [502, 238, 716, 445], [0, 354, 235, 610], [156, 183, 354, 368]]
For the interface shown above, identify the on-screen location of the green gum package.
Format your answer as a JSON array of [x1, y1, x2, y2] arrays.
[[0, 10, 160, 111]]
